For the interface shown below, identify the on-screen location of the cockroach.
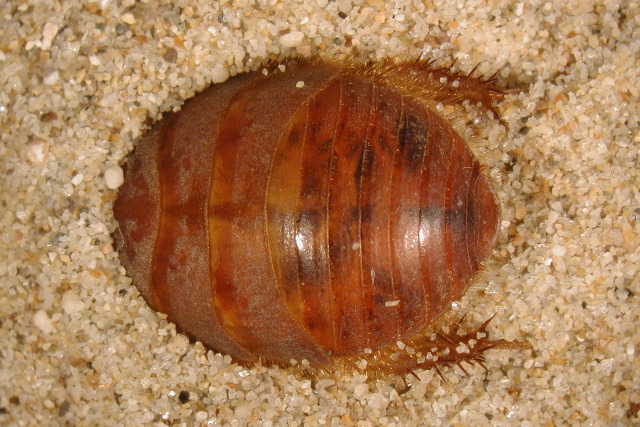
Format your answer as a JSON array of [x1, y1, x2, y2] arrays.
[[113, 58, 514, 376]]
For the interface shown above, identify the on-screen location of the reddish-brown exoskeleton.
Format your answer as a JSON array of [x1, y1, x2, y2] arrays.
[[114, 58, 514, 377]]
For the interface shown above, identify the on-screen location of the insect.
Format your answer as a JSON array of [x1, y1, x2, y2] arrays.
[[113, 58, 512, 376]]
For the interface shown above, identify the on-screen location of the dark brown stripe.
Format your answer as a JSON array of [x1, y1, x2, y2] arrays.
[[265, 99, 309, 326], [446, 135, 475, 285], [359, 84, 403, 348], [295, 81, 342, 351], [324, 81, 341, 353], [355, 81, 377, 349], [419, 111, 453, 321], [389, 98, 429, 335], [150, 117, 176, 314], [326, 76, 373, 355]]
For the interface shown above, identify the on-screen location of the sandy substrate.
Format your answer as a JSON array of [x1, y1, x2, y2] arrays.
[[1, 0, 638, 425]]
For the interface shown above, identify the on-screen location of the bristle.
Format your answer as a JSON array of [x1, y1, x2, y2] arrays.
[[327, 314, 525, 379], [344, 59, 505, 128], [467, 63, 480, 78]]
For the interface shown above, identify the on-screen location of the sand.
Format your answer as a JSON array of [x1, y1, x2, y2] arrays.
[[1, 0, 638, 425]]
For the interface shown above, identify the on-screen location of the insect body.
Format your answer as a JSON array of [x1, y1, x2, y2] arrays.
[[113, 59, 507, 375]]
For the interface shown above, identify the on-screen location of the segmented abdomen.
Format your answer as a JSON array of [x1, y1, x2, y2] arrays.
[[113, 62, 499, 366]]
